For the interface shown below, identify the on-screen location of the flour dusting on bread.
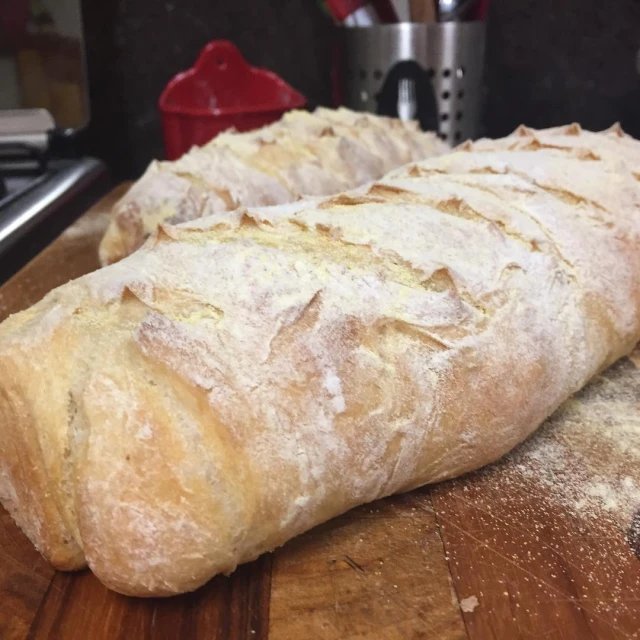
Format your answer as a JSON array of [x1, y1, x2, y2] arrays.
[[0, 123, 639, 596]]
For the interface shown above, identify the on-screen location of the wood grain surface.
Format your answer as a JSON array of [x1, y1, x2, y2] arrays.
[[0, 186, 638, 640]]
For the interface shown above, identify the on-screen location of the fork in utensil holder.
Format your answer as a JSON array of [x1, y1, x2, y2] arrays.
[[338, 22, 486, 146]]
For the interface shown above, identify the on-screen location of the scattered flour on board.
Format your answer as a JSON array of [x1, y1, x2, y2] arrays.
[[436, 351, 640, 630], [503, 350, 640, 527], [455, 345, 640, 568]]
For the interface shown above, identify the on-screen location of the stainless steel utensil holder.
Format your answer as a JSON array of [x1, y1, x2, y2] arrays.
[[341, 22, 485, 145]]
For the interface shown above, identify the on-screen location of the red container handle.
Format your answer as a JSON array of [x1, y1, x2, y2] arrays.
[[159, 40, 307, 117]]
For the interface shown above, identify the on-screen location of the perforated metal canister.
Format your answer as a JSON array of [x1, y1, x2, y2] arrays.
[[341, 22, 486, 146]]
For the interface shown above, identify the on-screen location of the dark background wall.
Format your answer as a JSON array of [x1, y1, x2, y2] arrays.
[[80, 0, 640, 181], [483, 0, 640, 139]]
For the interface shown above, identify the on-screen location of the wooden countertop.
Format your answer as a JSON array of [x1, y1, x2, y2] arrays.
[[1, 185, 639, 640]]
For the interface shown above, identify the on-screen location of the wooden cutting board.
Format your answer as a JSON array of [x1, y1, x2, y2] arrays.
[[1, 186, 639, 640]]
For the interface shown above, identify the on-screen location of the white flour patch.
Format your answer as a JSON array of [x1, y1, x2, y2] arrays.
[[460, 595, 479, 613]]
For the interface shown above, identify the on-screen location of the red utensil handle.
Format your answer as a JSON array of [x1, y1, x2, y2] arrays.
[[325, 0, 369, 22], [473, 0, 490, 21]]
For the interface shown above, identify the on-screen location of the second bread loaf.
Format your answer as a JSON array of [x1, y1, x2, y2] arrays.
[[99, 107, 447, 265]]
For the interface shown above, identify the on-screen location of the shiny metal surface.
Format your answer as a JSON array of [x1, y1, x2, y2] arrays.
[[0, 157, 106, 256], [341, 22, 485, 145]]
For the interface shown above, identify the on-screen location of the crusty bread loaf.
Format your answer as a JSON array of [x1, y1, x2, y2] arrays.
[[1, 124, 639, 597], [99, 107, 447, 265]]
